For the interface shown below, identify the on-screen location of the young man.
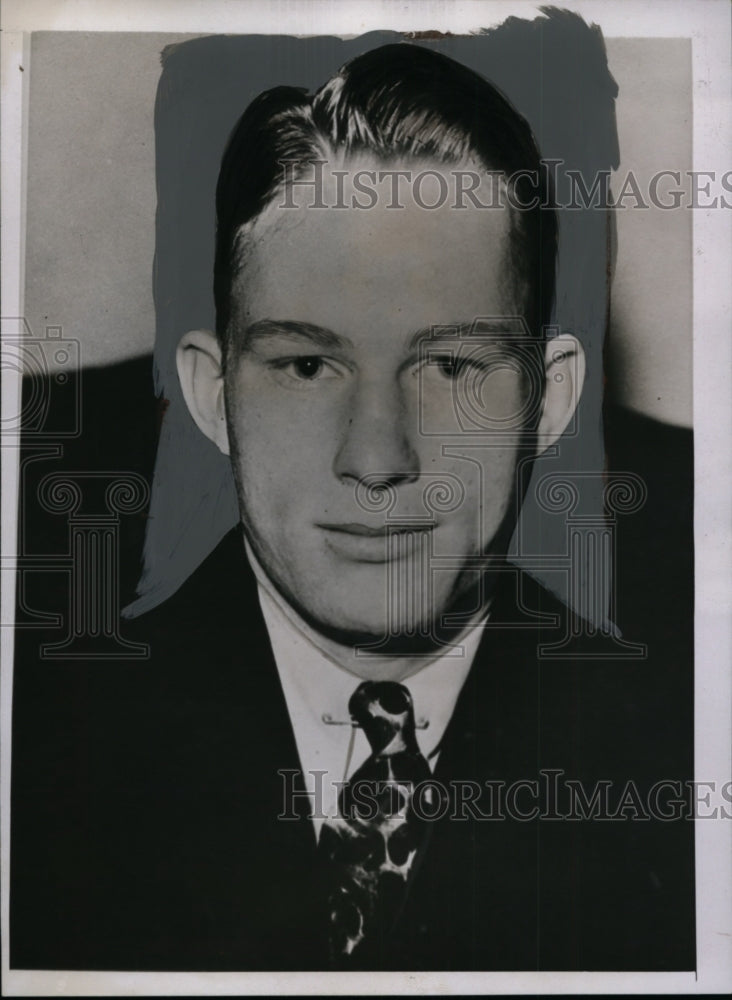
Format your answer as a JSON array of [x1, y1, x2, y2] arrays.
[[11, 43, 694, 972]]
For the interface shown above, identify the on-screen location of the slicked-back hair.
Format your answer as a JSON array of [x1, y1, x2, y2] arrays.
[[214, 43, 557, 358]]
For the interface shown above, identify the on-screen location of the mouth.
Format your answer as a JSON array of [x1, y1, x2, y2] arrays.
[[318, 522, 435, 537], [316, 522, 436, 562]]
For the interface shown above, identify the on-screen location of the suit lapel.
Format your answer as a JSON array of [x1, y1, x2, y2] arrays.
[[143, 527, 325, 966], [387, 568, 548, 968]]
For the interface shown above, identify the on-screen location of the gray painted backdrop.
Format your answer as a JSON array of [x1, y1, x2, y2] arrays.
[[23, 18, 692, 619]]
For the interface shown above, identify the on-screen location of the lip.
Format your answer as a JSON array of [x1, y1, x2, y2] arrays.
[[317, 522, 435, 563]]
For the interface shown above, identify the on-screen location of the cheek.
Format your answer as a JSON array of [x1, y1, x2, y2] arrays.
[[430, 447, 520, 543], [224, 378, 348, 534], [226, 373, 334, 470], [481, 452, 520, 520], [416, 369, 533, 441]]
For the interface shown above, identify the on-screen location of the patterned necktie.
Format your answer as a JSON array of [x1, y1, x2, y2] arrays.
[[318, 680, 435, 962]]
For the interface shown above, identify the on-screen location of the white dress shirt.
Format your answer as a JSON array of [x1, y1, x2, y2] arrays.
[[245, 540, 488, 839]]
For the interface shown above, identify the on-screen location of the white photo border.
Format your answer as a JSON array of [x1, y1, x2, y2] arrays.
[[1, 0, 730, 995]]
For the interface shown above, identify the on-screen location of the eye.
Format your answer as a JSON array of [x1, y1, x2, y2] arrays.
[[290, 356, 325, 379], [277, 356, 330, 380], [270, 354, 344, 386], [425, 348, 506, 381], [433, 355, 459, 378], [428, 354, 465, 379]]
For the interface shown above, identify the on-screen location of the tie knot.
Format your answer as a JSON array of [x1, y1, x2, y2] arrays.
[[348, 681, 418, 756]]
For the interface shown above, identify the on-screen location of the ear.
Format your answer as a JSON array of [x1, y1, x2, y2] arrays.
[[535, 333, 586, 455], [176, 329, 230, 456]]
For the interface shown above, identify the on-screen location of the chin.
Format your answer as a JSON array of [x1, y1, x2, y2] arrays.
[[299, 597, 395, 644], [291, 582, 455, 652]]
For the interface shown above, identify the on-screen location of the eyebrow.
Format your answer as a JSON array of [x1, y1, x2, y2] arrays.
[[239, 319, 353, 353], [238, 317, 527, 356], [406, 318, 528, 352]]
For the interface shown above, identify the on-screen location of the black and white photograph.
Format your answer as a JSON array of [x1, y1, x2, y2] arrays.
[[1, 0, 730, 994]]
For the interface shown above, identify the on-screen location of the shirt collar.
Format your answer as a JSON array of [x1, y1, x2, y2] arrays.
[[244, 536, 488, 758]]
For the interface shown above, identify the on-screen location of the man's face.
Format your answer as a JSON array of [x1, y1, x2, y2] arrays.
[[223, 160, 535, 642]]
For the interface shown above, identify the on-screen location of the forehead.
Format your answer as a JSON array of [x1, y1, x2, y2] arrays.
[[231, 157, 518, 338]]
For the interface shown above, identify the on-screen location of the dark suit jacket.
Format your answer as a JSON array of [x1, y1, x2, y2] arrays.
[[10, 526, 694, 972]]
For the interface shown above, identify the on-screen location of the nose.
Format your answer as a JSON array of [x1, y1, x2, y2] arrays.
[[333, 376, 420, 487]]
